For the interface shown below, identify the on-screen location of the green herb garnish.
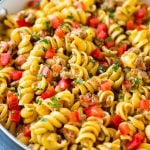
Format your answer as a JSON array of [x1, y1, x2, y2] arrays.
[[37, 73, 46, 77], [106, 37, 113, 42], [41, 117, 48, 122], [40, 38, 50, 44], [8, 87, 16, 92], [130, 77, 141, 90], [75, 79, 84, 85], [37, 99, 42, 105], [45, 21, 50, 29], [90, 59, 96, 64], [109, 12, 114, 19], [51, 96, 59, 108], [31, 33, 40, 41], [67, 15, 74, 19], [113, 62, 120, 72], [98, 66, 106, 74], [82, 25, 88, 30], [48, 27, 55, 36]]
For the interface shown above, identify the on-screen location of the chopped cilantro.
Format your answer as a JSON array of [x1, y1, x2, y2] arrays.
[[113, 63, 120, 72], [82, 25, 88, 30], [75, 79, 84, 85], [31, 33, 40, 41], [37, 73, 46, 77], [109, 12, 114, 19], [48, 27, 55, 36], [8, 87, 16, 92], [67, 15, 74, 19], [130, 77, 141, 90], [60, 23, 70, 31], [40, 38, 50, 44], [51, 96, 59, 108], [35, 87, 43, 91], [45, 21, 50, 29], [106, 37, 113, 42], [98, 66, 106, 74], [41, 117, 48, 122], [37, 99, 42, 105]]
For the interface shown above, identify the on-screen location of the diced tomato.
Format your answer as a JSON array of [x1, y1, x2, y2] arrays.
[[75, 2, 86, 10], [67, 111, 80, 123], [23, 125, 31, 137], [119, 123, 130, 135], [7, 92, 20, 110], [16, 55, 26, 65], [91, 48, 104, 61], [45, 48, 55, 59], [84, 105, 104, 118], [10, 70, 22, 81], [99, 80, 111, 91], [123, 80, 130, 91], [99, 61, 109, 67], [126, 20, 135, 30], [0, 53, 11, 66], [58, 78, 71, 90], [9, 110, 20, 123], [139, 100, 150, 110], [117, 43, 128, 56], [16, 19, 31, 27], [136, 25, 144, 31], [41, 86, 55, 99], [105, 37, 115, 48], [51, 16, 64, 29], [97, 24, 108, 32], [40, 66, 53, 82], [126, 132, 145, 150], [28, 0, 40, 9], [110, 115, 123, 129], [87, 16, 99, 28], [72, 22, 80, 29], [55, 28, 65, 38], [96, 30, 107, 40]]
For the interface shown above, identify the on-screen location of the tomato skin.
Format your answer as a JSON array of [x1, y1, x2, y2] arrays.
[[136, 25, 144, 31], [119, 123, 130, 135], [117, 44, 128, 56], [87, 16, 99, 28], [67, 111, 80, 123], [84, 105, 104, 118], [28, 0, 40, 9], [139, 100, 150, 110], [58, 78, 71, 90], [10, 110, 20, 123], [97, 24, 108, 32], [126, 132, 145, 150], [72, 22, 80, 29], [51, 17, 63, 29], [96, 30, 107, 40], [16, 19, 31, 27], [126, 20, 135, 30], [123, 80, 130, 91], [76, 2, 86, 10], [7, 92, 20, 110], [16, 55, 26, 65], [55, 28, 65, 38], [10, 70, 22, 81], [105, 38, 115, 48], [110, 115, 123, 129], [41, 86, 56, 99], [23, 125, 31, 137], [91, 48, 104, 61], [99, 80, 111, 91], [0, 53, 11, 66], [45, 48, 55, 59]]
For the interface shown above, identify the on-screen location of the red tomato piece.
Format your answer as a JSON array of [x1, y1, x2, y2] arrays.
[[72, 21, 80, 29], [16, 19, 31, 27], [0, 53, 11, 66], [87, 16, 99, 28], [7, 92, 20, 110], [97, 24, 108, 32], [96, 30, 107, 40], [117, 44, 128, 56], [67, 111, 80, 123], [135, 6, 147, 18], [51, 16, 64, 29], [55, 28, 65, 38], [10, 70, 22, 81], [110, 115, 123, 129], [41, 86, 56, 99], [84, 105, 104, 118], [28, 0, 40, 9], [99, 61, 109, 67], [123, 80, 130, 91], [16, 55, 26, 65], [91, 48, 104, 61], [139, 100, 150, 110], [136, 25, 144, 31], [58, 78, 71, 90], [23, 125, 31, 137], [45, 48, 55, 59], [119, 123, 130, 135], [10, 110, 20, 123], [105, 37, 115, 48], [99, 80, 111, 91], [126, 20, 135, 30], [75, 2, 86, 10], [126, 132, 145, 150]]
